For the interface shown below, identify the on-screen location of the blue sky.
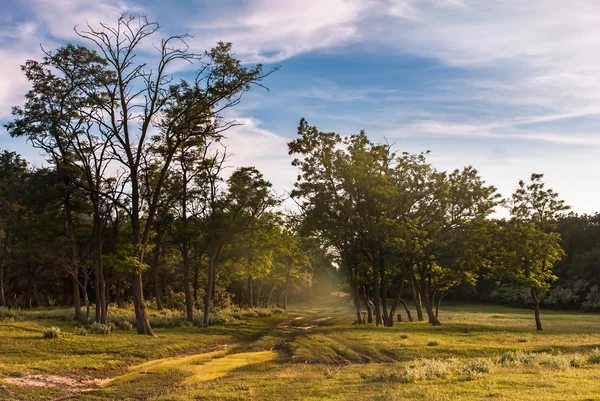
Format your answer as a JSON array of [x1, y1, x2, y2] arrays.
[[1, 0, 599, 214]]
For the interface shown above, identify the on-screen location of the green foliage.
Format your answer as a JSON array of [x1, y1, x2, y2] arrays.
[[74, 326, 87, 336], [42, 326, 61, 339], [90, 322, 112, 335], [587, 348, 600, 364]]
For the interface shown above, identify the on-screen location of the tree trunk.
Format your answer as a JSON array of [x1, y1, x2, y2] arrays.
[[115, 280, 122, 306], [0, 262, 5, 307], [435, 294, 443, 319], [533, 292, 543, 331], [65, 190, 82, 322], [93, 213, 107, 324], [411, 276, 424, 321], [193, 258, 199, 303], [400, 298, 413, 322], [247, 276, 253, 308], [380, 249, 388, 325], [387, 288, 401, 327], [361, 286, 373, 324], [153, 248, 163, 311], [344, 258, 363, 324], [266, 283, 276, 308], [82, 282, 90, 322], [132, 271, 155, 336], [372, 265, 383, 326], [183, 245, 193, 322], [283, 271, 290, 311], [72, 272, 81, 321], [26, 262, 33, 309], [256, 282, 261, 308], [421, 293, 441, 326], [203, 250, 217, 328]]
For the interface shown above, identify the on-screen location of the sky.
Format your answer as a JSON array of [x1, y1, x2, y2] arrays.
[[0, 0, 599, 214]]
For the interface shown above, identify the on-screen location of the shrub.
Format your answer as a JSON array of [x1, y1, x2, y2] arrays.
[[33, 309, 74, 321], [570, 357, 584, 368], [588, 348, 600, 364], [114, 319, 133, 330], [427, 340, 440, 346], [42, 326, 61, 339], [0, 306, 20, 320], [402, 358, 456, 382], [74, 326, 87, 336], [517, 338, 529, 343], [400, 334, 409, 339], [90, 322, 112, 335], [500, 351, 571, 370]]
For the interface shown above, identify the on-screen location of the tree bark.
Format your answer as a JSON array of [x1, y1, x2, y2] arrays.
[[361, 285, 373, 323], [411, 276, 424, 321], [132, 271, 155, 336], [372, 264, 383, 326], [93, 212, 107, 324], [344, 257, 363, 324], [153, 253, 163, 310], [183, 245, 193, 322], [380, 249, 388, 325], [266, 283, 276, 308], [64, 190, 82, 322], [400, 298, 413, 322], [0, 262, 5, 307], [283, 271, 290, 311], [435, 294, 443, 319], [203, 249, 217, 327], [256, 281, 261, 308], [421, 293, 441, 326], [533, 292, 543, 331], [247, 276, 253, 308]]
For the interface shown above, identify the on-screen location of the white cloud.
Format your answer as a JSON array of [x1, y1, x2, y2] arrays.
[[221, 116, 296, 197], [23, 0, 138, 41]]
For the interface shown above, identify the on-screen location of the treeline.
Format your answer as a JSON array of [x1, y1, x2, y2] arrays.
[[288, 120, 597, 331], [0, 147, 333, 322]]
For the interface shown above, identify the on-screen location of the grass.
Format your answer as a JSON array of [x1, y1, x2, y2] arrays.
[[2, 301, 600, 400]]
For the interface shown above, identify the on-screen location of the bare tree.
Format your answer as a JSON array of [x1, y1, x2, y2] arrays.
[[76, 15, 274, 335]]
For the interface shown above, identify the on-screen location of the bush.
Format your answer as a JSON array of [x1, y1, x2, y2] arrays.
[[402, 358, 456, 382], [587, 348, 600, 364], [427, 340, 440, 346], [32, 309, 74, 321], [74, 326, 87, 336], [0, 306, 20, 320], [570, 357, 584, 368], [500, 351, 571, 370], [90, 322, 112, 335], [114, 318, 133, 330], [42, 326, 61, 339], [400, 334, 409, 339]]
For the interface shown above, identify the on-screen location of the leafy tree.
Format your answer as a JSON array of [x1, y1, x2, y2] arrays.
[[496, 173, 569, 330]]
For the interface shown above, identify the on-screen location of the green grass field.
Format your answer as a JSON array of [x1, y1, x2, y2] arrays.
[[2, 301, 600, 400]]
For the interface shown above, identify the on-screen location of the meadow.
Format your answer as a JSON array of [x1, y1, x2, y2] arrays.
[[2, 301, 600, 400]]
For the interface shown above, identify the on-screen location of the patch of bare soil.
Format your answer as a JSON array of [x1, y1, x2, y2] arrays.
[[296, 317, 332, 330], [3, 374, 110, 388]]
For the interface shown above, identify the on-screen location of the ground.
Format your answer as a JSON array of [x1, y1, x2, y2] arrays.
[[2, 301, 600, 400]]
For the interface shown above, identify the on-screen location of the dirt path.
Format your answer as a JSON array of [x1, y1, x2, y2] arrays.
[[108, 348, 278, 387]]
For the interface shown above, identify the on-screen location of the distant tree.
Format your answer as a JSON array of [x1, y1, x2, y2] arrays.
[[497, 173, 569, 330]]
